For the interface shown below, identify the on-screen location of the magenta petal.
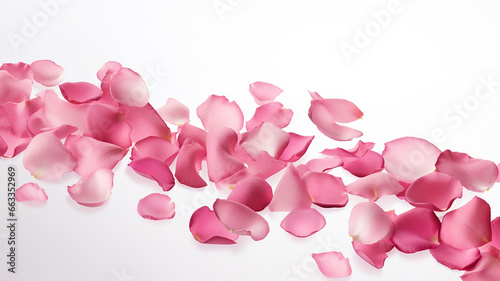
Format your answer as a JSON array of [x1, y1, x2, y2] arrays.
[[197, 95, 244, 132], [96, 61, 122, 81], [137, 193, 175, 220], [246, 102, 293, 131], [22, 131, 76, 180], [0, 70, 32, 104], [0, 62, 33, 82], [405, 172, 462, 211], [440, 196, 492, 249], [157, 98, 190, 125], [249, 81, 283, 105], [15, 183, 48, 202], [240, 123, 290, 159], [206, 127, 245, 183], [461, 253, 500, 281], [109, 67, 149, 107], [302, 171, 348, 208], [131, 136, 178, 165], [30, 60, 64, 87], [175, 139, 207, 188], [189, 206, 239, 244], [59, 82, 103, 104], [213, 199, 269, 241], [435, 150, 499, 192], [348, 202, 394, 244], [67, 169, 113, 207], [391, 208, 441, 253], [430, 243, 481, 270], [129, 158, 175, 191], [312, 251, 352, 278], [279, 133, 314, 162], [227, 176, 272, 212], [346, 172, 404, 202], [382, 137, 441, 183], [281, 207, 326, 237], [352, 240, 394, 269], [269, 165, 312, 212]]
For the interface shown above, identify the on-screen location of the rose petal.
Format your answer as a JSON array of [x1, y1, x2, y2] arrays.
[[175, 138, 207, 188], [461, 253, 500, 281], [15, 183, 48, 202], [109, 67, 149, 107], [430, 243, 481, 270], [0, 136, 7, 156], [435, 150, 499, 192], [248, 81, 283, 105], [246, 102, 293, 131], [491, 217, 500, 249], [206, 127, 245, 183], [405, 172, 463, 211], [177, 123, 207, 148], [343, 150, 384, 177], [269, 165, 312, 212], [137, 193, 175, 220], [67, 169, 113, 207], [382, 137, 441, 183], [59, 82, 103, 104], [96, 61, 122, 81], [312, 251, 352, 278], [348, 202, 394, 244], [296, 156, 344, 177], [30, 60, 64, 87], [391, 208, 441, 253], [213, 199, 269, 241], [240, 123, 290, 159], [157, 98, 190, 125], [189, 206, 239, 244], [281, 207, 326, 237], [346, 172, 404, 202], [352, 240, 394, 269], [278, 133, 314, 162], [440, 196, 492, 249], [0, 62, 34, 82], [235, 147, 288, 180], [0, 70, 32, 103], [119, 103, 172, 143], [227, 176, 272, 212], [129, 158, 175, 191], [302, 171, 348, 208], [87, 103, 132, 148], [196, 95, 244, 132], [131, 136, 178, 165]]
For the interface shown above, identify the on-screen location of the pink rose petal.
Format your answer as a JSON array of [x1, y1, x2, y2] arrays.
[[137, 193, 175, 220], [130, 136, 178, 165], [249, 81, 283, 105], [30, 60, 64, 87], [86, 103, 132, 148], [109, 67, 149, 107], [157, 98, 190, 126], [0, 62, 34, 82], [348, 202, 394, 244], [278, 133, 314, 162], [240, 123, 290, 159], [302, 171, 348, 208], [206, 127, 245, 183], [322, 141, 384, 177], [280, 207, 326, 237], [0, 136, 7, 156], [96, 61, 122, 81], [119, 103, 172, 143], [491, 217, 500, 249], [0, 70, 32, 103], [246, 102, 293, 131], [296, 156, 344, 177], [269, 165, 312, 212], [352, 240, 394, 269], [189, 206, 239, 244], [177, 123, 207, 148], [346, 172, 404, 202], [405, 172, 462, 211], [129, 158, 175, 191], [67, 169, 113, 207], [312, 251, 352, 278], [59, 82, 103, 104], [391, 208, 441, 253], [227, 176, 272, 212], [430, 242, 481, 270], [15, 183, 48, 202], [461, 253, 500, 281], [175, 138, 207, 188], [197, 95, 244, 132]]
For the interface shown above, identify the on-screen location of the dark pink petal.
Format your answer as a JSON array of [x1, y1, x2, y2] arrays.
[[491, 217, 500, 249], [109, 67, 149, 107], [405, 172, 462, 211], [137, 193, 175, 220], [0, 62, 33, 82], [67, 169, 113, 207], [296, 156, 344, 176], [175, 139, 207, 188], [189, 206, 239, 244], [440, 196, 492, 249], [177, 123, 207, 148], [312, 251, 352, 278], [278, 133, 314, 162], [213, 199, 269, 241], [382, 137, 441, 183], [206, 127, 245, 183], [346, 172, 404, 202], [280, 207, 326, 237], [157, 98, 190, 125], [87, 103, 132, 148], [269, 165, 312, 212], [249, 81, 283, 105], [0, 70, 32, 103], [461, 253, 500, 281], [119, 103, 172, 143], [131, 136, 178, 165], [240, 123, 290, 159], [59, 82, 103, 104], [96, 61, 122, 81], [227, 176, 272, 212], [352, 240, 394, 269], [348, 202, 394, 244], [30, 60, 64, 87], [196, 95, 244, 132], [129, 158, 175, 191], [15, 183, 48, 202], [302, 171, 348, 208], [343, 150, 384, 177], [245, 102, 293, 131], [64, 135, 128, 177], [22, 131, 76, 180], [391, 208, 441, 253], [430, 243, 481, 270], [435, 150, 499, 192]]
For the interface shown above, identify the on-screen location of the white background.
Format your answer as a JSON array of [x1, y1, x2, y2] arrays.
[[1, 0, 500, 280]]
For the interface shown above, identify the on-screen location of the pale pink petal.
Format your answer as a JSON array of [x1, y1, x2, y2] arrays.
[[382, 137, 441, 183], [440, 196, 492, 249], [206, 127, 245, 183], [131, 136, 178, 165], [87, 103, 132, 148], [22, 131, 76, 180], [435, 150, 499, 192], [497, 164, 500, 182], [278, 133, 314, 162], [240, 123, 290, 159], [296, 156, 344, 177], [309, 91, 323, 100], [249, 81, 283, 105], [213, 199, 269, 241], [0, 70, 32, 103], [345, 140, 376, 156], [157, 98, 190, 125], [109, 67, 149, 107], [491, 217, 500, 249], [96, 61, 122, 81], [269, 165, 312, 212], [302, 171, 348, 208], [461, 253, 500, 281], [214, 167, 252, 190], [189, 206, 239, 244], [196, 95, 244, 132], [430, 243, 481, 270], [312, 251, 352, 278], [348, 202, 394, 244], [0, 130, 30, 158], [0, 97, 42, 138], [67, 169, 113, 207], [352, 240, 394, 269], [119, 103, 172, 143], [391, 208, 441, 253], [59, 82, 103, 104], [129, 158, 175, 191], [64, 135, 128, 177], [310, 117, 363, 141], [137, 193, 175, 220], [30, 60, 64, 87], [346, 172, 405, 202], [245, 102, 293, 131], [15, 183, 48, 202], [227, 176, 272, 212], [405, 172, 462, 211], [177, 123, 207, 148], [236, 147, 288, 180], [343, 150, 385, 177], [280, 207, 326, 237], [175, 139, 207, 188], [0, 62, 33, 82]]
